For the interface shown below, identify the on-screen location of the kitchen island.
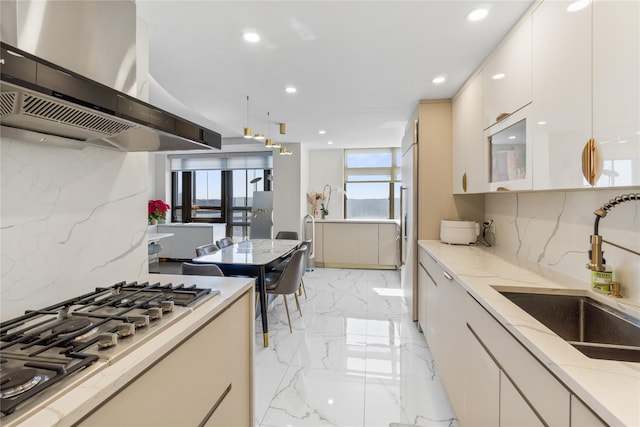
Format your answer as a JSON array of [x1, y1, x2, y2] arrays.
[[418, 240, 639, 426], [5, 274, 254, 427], [306, 219, 399, 269]]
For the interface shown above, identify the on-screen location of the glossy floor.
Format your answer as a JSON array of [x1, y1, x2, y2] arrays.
[[254, 268, 458, 427]]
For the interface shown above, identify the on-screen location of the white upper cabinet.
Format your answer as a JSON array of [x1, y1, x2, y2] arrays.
[[592, 0, 640, 188], [531, 0, 640, 190], [483, 15, 532, 129], [531, 0, 592, 190], [452, 72, 485, 194]]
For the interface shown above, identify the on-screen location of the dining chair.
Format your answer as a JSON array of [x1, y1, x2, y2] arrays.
[[262, 246, 307, 333], [195, 243, 219, 257], [271, 241, 310, 299], [181, 262, 225, 276], [216, 237, 234, 249], [275, 231, 299, 240]]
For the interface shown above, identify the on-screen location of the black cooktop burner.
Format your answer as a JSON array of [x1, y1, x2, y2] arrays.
[[50, 318, 94, 336], [0, 368, 45, 399]]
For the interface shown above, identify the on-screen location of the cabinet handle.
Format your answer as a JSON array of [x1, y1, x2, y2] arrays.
[[581, 138, 599, 186], [198, 383, 232, 427], [496, 186, 510, 191], [496, 113, 510, 122], [413, 119, 419, 144], [462, 172, 467, 193], [443, 271, 453, 280]]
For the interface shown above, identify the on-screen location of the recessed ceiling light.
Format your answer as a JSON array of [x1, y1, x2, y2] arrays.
[[432, 76, 446, 84], [243, 31, 260, 43], [285, 86, 297, 94], [537, 121, 547, 125], [467, 8, 489, 22], [492, 73, 506, 80], [328, 141, 334, 145], [567, 0, 590, 12], [508, 135, 516, 140], [318, 130, 326, 135]]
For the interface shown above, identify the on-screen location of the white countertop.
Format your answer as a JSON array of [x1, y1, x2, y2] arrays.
[[147, 232, 173, 243], [418, 240, 640, 427], [6, 274, 254, 427]]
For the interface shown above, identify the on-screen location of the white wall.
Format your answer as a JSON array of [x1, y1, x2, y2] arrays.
[[308, 149, 344, 219], [0, 138, 149, 320], [486, 188, 640, 302], [273, 143, 304, 237]]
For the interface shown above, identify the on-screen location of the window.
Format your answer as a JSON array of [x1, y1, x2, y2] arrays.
[[344, 148, 401, 219], [171, 167, 271, 238]]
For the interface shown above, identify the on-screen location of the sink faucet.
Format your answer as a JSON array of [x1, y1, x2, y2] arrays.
[[587, 193, 640, 272]]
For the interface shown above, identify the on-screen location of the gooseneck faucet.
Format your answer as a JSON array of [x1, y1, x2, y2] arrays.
[[587, 193, 640, 272]]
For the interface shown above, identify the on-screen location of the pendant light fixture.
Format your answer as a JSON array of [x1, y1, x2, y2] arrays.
[[279, 123, 286, 135], [279, 146, 292, 155], [264, 112, 273, 147], [243, 95, 252, 138]]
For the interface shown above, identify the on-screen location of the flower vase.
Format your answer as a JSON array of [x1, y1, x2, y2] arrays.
[[150, 218, 158, 225], [314, 208, 319, 218]]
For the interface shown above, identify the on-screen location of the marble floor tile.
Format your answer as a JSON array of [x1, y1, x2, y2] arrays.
[[255, 268, 458, 427]]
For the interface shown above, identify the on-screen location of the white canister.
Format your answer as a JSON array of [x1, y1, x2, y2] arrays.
[[440, 220, 479, 245]]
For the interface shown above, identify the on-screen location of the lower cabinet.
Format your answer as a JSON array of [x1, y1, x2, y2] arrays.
[[500, 372, 544, 427], [416, 259, 429, 334], [417, 246, 610, 426], [570, 395, 608, 427], [418, 247, 466, 419], [316, 222, 398, 268], [79, 290, 253, 427]]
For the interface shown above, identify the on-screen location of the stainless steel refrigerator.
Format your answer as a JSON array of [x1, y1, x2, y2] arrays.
[[400, 114, 419, 322]]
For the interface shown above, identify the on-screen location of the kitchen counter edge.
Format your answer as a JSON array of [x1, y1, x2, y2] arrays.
[[10, 274, 254, 427]]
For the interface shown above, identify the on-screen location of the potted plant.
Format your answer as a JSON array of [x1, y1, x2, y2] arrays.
[[148, 199, 170, 224]]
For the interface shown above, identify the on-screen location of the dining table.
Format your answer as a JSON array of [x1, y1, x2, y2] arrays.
[[192, 238, 300, 347]]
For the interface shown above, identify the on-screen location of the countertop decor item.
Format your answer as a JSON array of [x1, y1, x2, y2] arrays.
[[307, 192, 325, 217], [148, 199, 170, 224]]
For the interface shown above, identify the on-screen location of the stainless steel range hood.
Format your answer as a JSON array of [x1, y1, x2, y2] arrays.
[[0, 42, 221, 151]]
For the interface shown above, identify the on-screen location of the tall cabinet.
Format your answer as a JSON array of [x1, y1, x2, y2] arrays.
[[416, 100, 484, 239]]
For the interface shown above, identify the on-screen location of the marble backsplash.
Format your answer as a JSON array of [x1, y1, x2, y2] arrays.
[[485, 188, 640, 302], [0, 137, 149, 321]]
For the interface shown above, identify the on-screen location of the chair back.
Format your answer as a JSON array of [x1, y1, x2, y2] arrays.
[[216, 237, 234, 249], [299, 240, 312, 274], [275, 231, 299, 240], [195, 243, 219, 257], [181, 262, 225, 276], [269, 247, 306, 295]]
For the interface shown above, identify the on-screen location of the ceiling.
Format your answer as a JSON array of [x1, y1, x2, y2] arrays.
[[136, 1, 533, 151]]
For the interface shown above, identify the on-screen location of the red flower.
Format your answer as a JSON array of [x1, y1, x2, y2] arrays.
[[148, 199, 170, 221]]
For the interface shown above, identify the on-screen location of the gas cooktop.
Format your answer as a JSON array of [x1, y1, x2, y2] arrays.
[[0, 281, 219, 418]]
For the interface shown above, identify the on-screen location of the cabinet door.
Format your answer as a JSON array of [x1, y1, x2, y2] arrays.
[[531, 0, 592, 190], [435, 268, 466, 418], [570, 395, 607, 427], [417, 261, 429, 334], [501, 372, 544, 427], [453, 72, 485, 194], [483, 15, 532, 129], [592, 0, 640, 187], [424, 255, 439, 351], [378, 223, 398, 267], [464, 325, 500, 426]]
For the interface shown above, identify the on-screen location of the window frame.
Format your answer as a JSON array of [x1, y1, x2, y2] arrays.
[[343, 148, 402, 220]]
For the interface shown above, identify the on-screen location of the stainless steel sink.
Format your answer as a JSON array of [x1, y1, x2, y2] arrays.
[[498, 291, 640, 363]]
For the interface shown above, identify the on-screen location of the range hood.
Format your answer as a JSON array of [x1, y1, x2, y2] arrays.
[[0, 42, 222, 151]]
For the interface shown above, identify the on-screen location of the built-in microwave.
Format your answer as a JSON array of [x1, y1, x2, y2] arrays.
[[484, 106, 532, 191]]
